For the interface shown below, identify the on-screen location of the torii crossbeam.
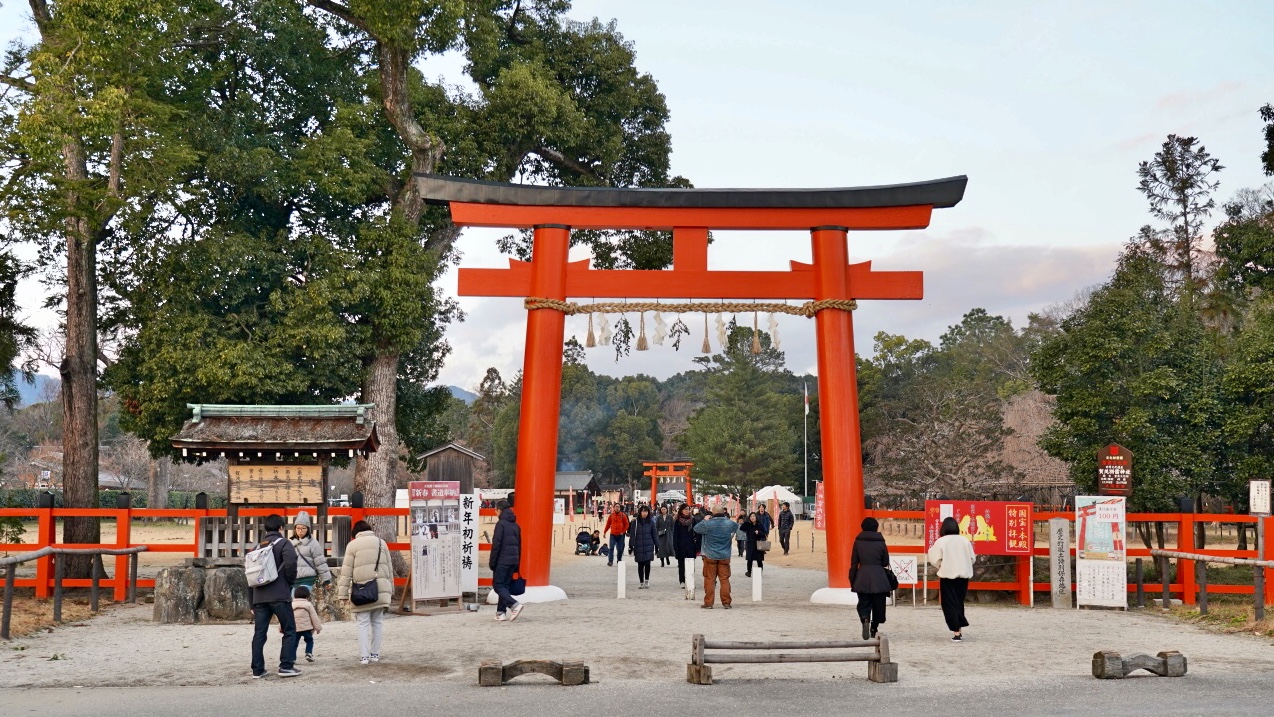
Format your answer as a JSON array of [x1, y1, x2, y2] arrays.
[[420, 174, 967, 604]]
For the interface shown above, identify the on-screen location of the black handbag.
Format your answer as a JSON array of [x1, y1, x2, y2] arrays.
[[350, 542, 383, 606], [885, 567, 899, 591], [510, 572, 527, 596]]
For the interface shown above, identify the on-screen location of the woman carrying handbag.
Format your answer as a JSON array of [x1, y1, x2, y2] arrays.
[[741, 512, 769, 577], [337, 520, 394, 665], [849, 517, 892, 639]]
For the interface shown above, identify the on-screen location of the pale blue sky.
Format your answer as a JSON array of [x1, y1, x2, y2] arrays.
[[2, 2, 1272, 388]]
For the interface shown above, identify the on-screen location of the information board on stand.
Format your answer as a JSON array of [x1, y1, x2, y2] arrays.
[[408, 481, 462, 603], [1075, 495, 1127, 609]]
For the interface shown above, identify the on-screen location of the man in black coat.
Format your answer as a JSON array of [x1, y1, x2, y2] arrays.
[[849, 516, 892, 639], [250, 513, 300, 678], [777, 502, 795, 555], [489, 500, 524, 622]]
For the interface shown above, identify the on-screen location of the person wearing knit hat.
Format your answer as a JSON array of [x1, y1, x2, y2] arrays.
[[291, 511, 333, 598]]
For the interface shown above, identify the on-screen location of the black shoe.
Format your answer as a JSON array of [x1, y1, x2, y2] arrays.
[[745, 572, 751, 578], [861, 620, 871, 640]]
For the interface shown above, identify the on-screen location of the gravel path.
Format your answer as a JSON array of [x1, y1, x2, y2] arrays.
[[4, 552, 1274, 690]]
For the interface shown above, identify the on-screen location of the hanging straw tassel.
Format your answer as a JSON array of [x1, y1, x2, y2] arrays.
[[637, 312, 649, 351], [751, 312, 762, 354], [586, 313, 596, 348], [701, 313, 711, 353]]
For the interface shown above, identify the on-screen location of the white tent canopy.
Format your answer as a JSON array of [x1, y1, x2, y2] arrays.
[[749, 485, 802, 503]]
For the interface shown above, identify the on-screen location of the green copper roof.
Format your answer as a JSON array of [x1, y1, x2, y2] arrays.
[[187, 404, 375, 424]]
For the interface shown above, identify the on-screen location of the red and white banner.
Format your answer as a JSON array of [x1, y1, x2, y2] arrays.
[[814, 482, 826, 530]]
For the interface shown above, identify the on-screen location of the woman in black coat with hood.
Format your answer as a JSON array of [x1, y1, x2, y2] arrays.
[[850, 517, 892, 639], [671, 504, 700, 588]]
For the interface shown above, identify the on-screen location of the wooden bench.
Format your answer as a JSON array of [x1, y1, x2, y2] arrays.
[[687, 633, 897, 685]]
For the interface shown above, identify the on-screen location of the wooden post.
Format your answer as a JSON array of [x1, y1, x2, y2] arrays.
[[1134, 558, 1144, 608], [90, 553, 101, 612], [1196, 559, 1207, 616], [53, 556, 64, 623], [35, 500, 53, 599], [114, 495, 132, 601], [129, 551, 139, 604], [1160, 555, 1171, 609], [1256, 518, 1266, 621], [1179, 514, 1196, 605], [1, 563, 14, 640]]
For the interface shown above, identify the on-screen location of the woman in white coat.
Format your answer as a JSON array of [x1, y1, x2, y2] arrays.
[[337, 520, 394, 665], [927, 516, 975, 642]]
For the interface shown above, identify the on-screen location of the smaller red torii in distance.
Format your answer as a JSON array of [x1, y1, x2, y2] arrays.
[[421, 174, 967, 604], [643, 461, 694, 505]]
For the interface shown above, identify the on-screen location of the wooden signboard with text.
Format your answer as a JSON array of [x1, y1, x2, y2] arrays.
[[1097, 444, 1133, 497], [228, 464, 324, 504]]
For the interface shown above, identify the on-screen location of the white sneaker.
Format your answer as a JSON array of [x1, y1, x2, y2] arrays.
[[359, 656, 371, 666], [509, 603, 524, 622], [494, 612, 507, 621], [369, 654, 380, 663]]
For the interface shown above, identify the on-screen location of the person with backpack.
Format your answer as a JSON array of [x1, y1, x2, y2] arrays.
[[337, 520, 394, 665], [248, 513, 301, 678], [291, 511, 333, 597], [603, 506, 630, 567]]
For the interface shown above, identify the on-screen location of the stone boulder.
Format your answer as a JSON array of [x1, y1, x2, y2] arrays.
[[153, 566, 205, 624], [204, 567, 252, 620], [312, 581, 351, 622]]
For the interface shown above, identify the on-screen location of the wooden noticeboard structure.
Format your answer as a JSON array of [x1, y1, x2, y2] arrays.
[[171, 404, 380, 510]]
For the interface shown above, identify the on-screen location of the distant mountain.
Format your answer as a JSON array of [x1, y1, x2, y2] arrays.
[[14, 374, 59, 407], [448, 385, 477, 405]]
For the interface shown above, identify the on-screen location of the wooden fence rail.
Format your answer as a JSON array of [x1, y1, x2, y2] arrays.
[[2, 546, 147, 640]]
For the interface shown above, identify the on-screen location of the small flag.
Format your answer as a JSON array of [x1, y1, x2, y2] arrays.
[[804, 382, 809, 415]]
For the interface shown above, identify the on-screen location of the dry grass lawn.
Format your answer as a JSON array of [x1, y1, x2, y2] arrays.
[[4, 592, 101, 639]]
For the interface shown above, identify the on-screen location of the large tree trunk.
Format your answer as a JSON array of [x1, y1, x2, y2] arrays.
[[147, 458, 171, 511], [354, 351, 404, 572], [59, 139, 101, 579]]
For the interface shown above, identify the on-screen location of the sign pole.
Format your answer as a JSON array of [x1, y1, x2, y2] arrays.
[[1251, 479, 1270, 621]]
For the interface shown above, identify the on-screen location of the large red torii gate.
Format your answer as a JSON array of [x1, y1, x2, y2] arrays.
[[420, 174, 967, 603]]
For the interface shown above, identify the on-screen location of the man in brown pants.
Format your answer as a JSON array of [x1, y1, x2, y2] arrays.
[[693, 508, 738, 609]]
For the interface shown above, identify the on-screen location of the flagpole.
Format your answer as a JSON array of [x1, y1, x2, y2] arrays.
[[803, 381, 809, 500]]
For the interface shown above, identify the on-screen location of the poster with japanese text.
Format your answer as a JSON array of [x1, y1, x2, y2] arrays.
[[1075, 495, 1127, 608], [814, 482, 826, 531], [924, 500, 1034, 555], [409, 481, 462, 600]]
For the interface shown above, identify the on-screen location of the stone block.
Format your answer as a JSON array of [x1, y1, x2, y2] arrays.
[[153, 567, 205, 624], [203, 567, 251, 620]]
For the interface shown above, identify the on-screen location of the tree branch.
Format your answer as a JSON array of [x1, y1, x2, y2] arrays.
[[28, 0, 52, 32], [307, 0, 374, 34], [0, 74, 35, 93], [535, 145, 601, 181]]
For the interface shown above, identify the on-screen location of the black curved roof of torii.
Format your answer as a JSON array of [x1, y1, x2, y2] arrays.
[[416, 174, 968, 209]]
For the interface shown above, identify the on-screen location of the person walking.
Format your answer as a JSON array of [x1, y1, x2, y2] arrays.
[[290, 585, 322, 663], [850, 517, 892, 639], [630, 505, 659, 588], [249, 514, 301, 679], [694, 508, 738, 609], [741, 511, 769, 577], [655, 505, 675, 568], [603, 505, 630, 567], [336, 520, 394, 664], [756, 503, 774, 535], [927, 516, 975, 642], [672, 504, 700, 589], [777, 502, 795, 555], [291, 511, 333, 597], [489, 499, 525, 622], [735, 514, 747, 557]]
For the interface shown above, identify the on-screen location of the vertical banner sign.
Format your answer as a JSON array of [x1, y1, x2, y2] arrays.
[[409, 481, 462, 600], [1075, 496, 1127, 608], [924, 501, 1034, 555], [460, 492, 479, 594], [1048, 518, 1072, 609], [553, 498, 566, 524], [814, 482, 826, 531], [1097, 444, 1133, 496]]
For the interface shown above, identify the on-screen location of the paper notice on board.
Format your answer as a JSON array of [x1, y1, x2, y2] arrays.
[[939, 504, 953, 521]]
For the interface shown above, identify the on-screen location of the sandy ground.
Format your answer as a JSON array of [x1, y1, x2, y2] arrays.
[[4, 541, 1274, 689]]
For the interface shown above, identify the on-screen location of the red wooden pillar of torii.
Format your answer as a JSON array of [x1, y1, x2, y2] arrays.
[[418, 174, 967, 604]]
